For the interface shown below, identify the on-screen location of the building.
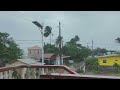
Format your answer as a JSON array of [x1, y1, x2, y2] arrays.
[[39, 53, 71, 65], [97, 54, 120, 66], [43, 53, 57, 65], [5, 59, 44, 79], [6, 59, 44, 67], [56, 55, 73, 65], [28, 46, 71, 65], [28, 46, 42, 61]]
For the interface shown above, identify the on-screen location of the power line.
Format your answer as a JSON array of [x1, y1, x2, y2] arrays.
[[15, 39, 120, 46], [15, 39, 55, 41], [17, 42, 41, 44], [61, 23, 120, 46], [1, 12, 120, 48], [15, 40, 56, 42]]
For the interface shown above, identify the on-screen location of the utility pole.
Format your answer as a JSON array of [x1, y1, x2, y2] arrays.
[[50, 33, 51, 45], [59, 21, 62, 65], [92, 40, 94, 57], [87, 42, 89, 49], [62, 40, 63, 48], [32, 21, 44, 73]]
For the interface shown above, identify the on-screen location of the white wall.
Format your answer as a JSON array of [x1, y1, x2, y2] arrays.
[[55, 57, 63, 65]]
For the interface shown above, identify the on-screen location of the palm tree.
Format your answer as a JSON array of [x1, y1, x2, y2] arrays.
[[116, 37, 120, 43], [44, 26, 52, 38], [55, 36, 63, 47], [74, 35, 80, 43], [44, 26, 53, 45]]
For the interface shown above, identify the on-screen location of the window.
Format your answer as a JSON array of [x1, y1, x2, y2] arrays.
[[103, 60, 107, 63], [29, 50, 31, 54]]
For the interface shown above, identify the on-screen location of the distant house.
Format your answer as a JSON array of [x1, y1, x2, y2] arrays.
[[42, 53, 71, 65], [42, 53, 57, 65], [5, 59, 44, 79], [37, 53, 71, 65], [6, 59, 44, 67], [28, 46, 42, 61], [96, 54, 120, 66], [56, 55, 73, 65], [27, 45, 71, 65]]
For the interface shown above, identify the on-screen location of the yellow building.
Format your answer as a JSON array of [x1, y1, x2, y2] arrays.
[[97, 54, 120, 66]]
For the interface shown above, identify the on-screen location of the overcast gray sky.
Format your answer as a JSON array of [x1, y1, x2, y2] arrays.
[[0, 11, 120, 54]]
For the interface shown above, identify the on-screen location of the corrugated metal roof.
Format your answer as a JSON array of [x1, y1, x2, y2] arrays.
[[96, 54, 120, 58], [17, 59, 44, 65]]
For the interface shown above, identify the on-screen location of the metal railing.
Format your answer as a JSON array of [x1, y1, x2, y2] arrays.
[[0, 65, 78, 79], [0, 65, 120, 79]]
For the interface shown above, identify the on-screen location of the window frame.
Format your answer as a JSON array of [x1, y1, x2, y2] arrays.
[[103, 60, 107, 63]]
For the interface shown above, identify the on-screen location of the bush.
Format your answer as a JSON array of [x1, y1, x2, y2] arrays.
[[113, 63, 120, 75], [85, 57, 101, 73], [76, 69, 84, 73]]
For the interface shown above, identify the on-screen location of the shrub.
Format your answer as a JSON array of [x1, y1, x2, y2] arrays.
[[85, 57, 101, 73], [113, 63, 120, 75]]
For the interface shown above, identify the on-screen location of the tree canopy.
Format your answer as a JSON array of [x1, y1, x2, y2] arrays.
[[62, 35, 91, 62], [0, 32, 23, 66], [44, 35, 91, 62], [116, 37, 120, 43], [93, 48, 107, 56], [44, 43, 59, 55], [44, 26, 52, 37]]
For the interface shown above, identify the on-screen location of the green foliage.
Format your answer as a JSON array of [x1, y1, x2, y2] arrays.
[[93, 48, 107, 56], [115, 51, 120, 54], [44, 26, 52, 37], [116, 37, 120, 43], [85, 57, 100, 73], [0, 32, 23, 66], [62, 35, 91, 62], [44, 43, 59, 55], [74, 35, 80, 43], [113, 63, 120, 75], [44, 35, 91, 63], [77, 69, 84, 73], [55, 36, 63, 46], [69, 35, 80, 44]]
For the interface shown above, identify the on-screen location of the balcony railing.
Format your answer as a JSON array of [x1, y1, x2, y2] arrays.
[[0, 65, 78, 79], [0, 65, 120, 79]]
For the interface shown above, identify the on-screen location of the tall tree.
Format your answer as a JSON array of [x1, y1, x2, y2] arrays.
[[62, 35, 91, 62], [55, 36, 63, 47], [116, 37, 120, 43], [93, 48, 107, 56], [0, 32, 23, 66], [44, 26, 52, 37], [74, 35, 80, 43], [44, 26, 53, 45], [44, 43, 59, 55]]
